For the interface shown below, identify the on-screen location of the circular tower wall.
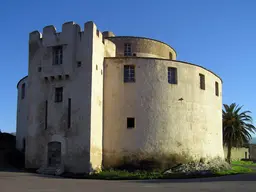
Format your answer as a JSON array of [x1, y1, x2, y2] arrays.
[[103, 58, 223, 168], [16, 76, 28, 152], [106, 36, 177, 59]]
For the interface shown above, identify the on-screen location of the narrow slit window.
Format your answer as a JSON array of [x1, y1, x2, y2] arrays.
[[199, 74, 205, 90], [124, 65, 135, 82], [168, 67, 177, 84], [45, 100, 48, 130], [215, 81, 219, 96], [68, 98, 71, 128], [127, 117, 135, 129], [21, 83, 25, 99], [22, 138, 26, 153], [124, 43, 132, 56]]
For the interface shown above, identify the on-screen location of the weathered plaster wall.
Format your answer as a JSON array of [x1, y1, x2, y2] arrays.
[[223, 147, 249, 161], [249, 144, 256, 160], [106, 37, 177, 59], [103, 57, 223, 167], [16, 76, 28, 152], [89, 24, 116, 171], [18, 20, 224, 173], [25, 21, 108, 173]]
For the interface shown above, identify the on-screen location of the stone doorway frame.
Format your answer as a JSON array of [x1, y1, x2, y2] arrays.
[[47, 141, 61, 167], [44, 135, 66, 168]]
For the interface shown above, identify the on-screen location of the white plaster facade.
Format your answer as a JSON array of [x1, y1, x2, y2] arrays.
[[16, 20, 224, 174]]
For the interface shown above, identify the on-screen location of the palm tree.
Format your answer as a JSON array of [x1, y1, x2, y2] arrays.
[[223, 103, 256, 163]]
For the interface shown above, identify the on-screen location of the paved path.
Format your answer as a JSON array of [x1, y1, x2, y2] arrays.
[[1, 171, 256, 192]]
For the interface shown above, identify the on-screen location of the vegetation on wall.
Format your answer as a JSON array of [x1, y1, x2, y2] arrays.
[[0, 131, 24, 169], [222, 103, 256, 163]]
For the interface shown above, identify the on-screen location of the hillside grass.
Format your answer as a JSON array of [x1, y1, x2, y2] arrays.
[[216, 165, 253, 175]]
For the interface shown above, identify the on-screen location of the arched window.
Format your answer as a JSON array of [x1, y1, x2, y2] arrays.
[[169, 52, 173, 60]]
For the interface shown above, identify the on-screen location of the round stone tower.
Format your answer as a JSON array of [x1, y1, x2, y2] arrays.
[[103, 36, 223, 168]]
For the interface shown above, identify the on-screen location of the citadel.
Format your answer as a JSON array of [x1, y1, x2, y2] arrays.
[[16, 21, 223, 175]]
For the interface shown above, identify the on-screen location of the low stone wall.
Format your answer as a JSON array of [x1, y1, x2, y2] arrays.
[[223, 147, 249, 161], [249, 144, 256, 160]]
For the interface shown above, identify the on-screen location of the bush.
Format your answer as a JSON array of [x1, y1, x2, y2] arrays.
[[0, 132, 25, 169], [164, 157, 231, 175], [8, 149, 25, 169]]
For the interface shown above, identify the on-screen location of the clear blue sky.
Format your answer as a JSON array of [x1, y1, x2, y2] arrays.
[[1, 0, 256, 134]]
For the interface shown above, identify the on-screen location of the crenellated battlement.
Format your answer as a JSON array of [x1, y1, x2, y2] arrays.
[[29, 31, 42, 42], [29, 21, 106, 46]]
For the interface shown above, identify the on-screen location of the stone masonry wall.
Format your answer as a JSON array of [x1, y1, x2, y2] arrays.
[[103, 57, 223, 167], [107, 37, 177, 59]]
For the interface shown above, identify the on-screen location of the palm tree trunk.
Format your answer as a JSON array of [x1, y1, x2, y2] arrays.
[[227, 141, 232, 164]]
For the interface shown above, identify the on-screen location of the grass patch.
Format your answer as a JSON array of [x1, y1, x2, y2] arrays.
[[216, 165, 253, 175], [74, 165, 252, 180], [86, 170, 163, 180], [231, 160, 256, 166]]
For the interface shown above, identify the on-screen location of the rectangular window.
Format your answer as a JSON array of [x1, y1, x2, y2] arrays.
[[45, 100, 48, 130], [77, 61, 82, 67], [124, 65, 135, 82], [124, 43, 132, 56], [168, 67, 177, 84], [53, 46, 63, 65], [55, 87, 63, 102], [127, 117, 135, 129], [199, 74, 205, 90], [21, 83, 25, 99], [215, 81, 219, 96], [68, 98, 71, 128]]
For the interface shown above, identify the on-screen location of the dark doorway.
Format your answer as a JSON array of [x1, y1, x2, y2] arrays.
[[47, 141, 61, 167]]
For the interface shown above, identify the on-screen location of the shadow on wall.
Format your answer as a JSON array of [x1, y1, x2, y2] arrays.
[[103, 152, 197, 172], [0, 132, 25, 170]]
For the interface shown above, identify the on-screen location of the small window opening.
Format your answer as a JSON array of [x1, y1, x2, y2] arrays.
[[77, 61, 82, 67], [199, 74, 205, 90], [124, 43, 132, 56], [124, 65, 135, 82], [22, 138, 26, 153], [169, 52, 173, 60], [168, 67, 178, 84], [215, 81, 219, 96], [55, 87, 63, 103], [21, 83, 25, 99], [45, 100, 48, 129], [68, 98, 71, 128], [127, 117, 135, 129], [53, 46, 63, 65]]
